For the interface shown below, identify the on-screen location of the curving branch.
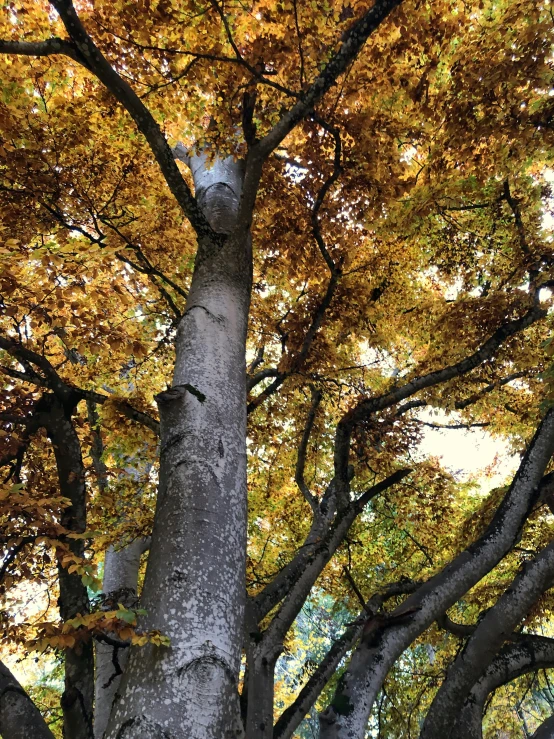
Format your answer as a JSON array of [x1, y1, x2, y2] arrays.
[[274, 579, 421, 739], [451, 636, 554, 739], [333, 304, 546, 480], [295, 388, 323, 514], [0, 1, 214, 239], [422, 537, 554, 739], [319, 405, 554, 736], [0, 660, 56, 739]]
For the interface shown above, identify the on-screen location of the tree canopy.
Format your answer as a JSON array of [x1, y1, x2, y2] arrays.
[[1, 0, 554, 737]]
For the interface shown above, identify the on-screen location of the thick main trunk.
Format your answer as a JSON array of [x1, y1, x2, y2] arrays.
[[106, 154, 251, 739]]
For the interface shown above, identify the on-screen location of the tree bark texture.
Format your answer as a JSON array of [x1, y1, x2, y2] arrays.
[[106, 154, 251, 739]]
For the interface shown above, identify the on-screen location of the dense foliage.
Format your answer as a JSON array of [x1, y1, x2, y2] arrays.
[[1, 0, 554, 737]]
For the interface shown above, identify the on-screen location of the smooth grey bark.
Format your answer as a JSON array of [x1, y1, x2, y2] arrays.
[[94, 538, 150, 739], [532, 714, 554, 738], [105, 154, 250, 739], [319, 407, 554, 738], [422, 538, 554, 738], [452, 636, 554, 739], [0, 660, 56, 739], [88, 399, 152, 738]]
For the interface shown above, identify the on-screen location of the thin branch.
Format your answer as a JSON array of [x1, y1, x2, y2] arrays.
[[4, 0, 215, 238], [415, 420, 490, 430], [295, 388, 323, 514], [273, 578, 421, 739], [256, 0, 402, 159], [334, 305, 545, 479]]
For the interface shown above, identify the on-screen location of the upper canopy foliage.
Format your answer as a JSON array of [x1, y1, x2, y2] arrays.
[[1, 0, 554, 736]]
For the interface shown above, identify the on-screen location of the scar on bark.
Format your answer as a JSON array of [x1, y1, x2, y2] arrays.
[[103, 645, 125, 689]]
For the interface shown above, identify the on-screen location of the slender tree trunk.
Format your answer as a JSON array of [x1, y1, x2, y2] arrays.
[[39, 394, 94, 739], [94, 538, 150, 739], [0, 661, 56, 739], [105, 154, 251, 739], [245, 649, 279, 739]]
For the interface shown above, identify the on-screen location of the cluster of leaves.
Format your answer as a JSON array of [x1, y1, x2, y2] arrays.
[[29, 604, 169, 655]]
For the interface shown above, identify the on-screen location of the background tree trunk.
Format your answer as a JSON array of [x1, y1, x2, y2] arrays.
[[94, 538, 150, 739], [40, 395, 94, 739]]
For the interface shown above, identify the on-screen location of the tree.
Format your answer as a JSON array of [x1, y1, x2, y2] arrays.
[[1, 0, 554, 737]]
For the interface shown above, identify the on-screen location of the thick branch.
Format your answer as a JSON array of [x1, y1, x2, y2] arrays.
[[422, 538, 554, 739], [273, 579, 421, 739], [256, 0, 402, 158], [38, 394, 94, 739], [0, 661, 56, 739], [254, 469, 411, 645], [0, 36, 81, 62]]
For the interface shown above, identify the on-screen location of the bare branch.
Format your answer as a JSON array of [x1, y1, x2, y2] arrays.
[[0, 36, 82, 63], [334, 305, 545, 479], [274, 579, 421, 739]]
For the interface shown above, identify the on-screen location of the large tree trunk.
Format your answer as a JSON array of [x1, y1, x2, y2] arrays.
[[105, 154, 251, 739]]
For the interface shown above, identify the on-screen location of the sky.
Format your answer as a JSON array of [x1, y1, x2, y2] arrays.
[[417, 409, 518, 493]]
